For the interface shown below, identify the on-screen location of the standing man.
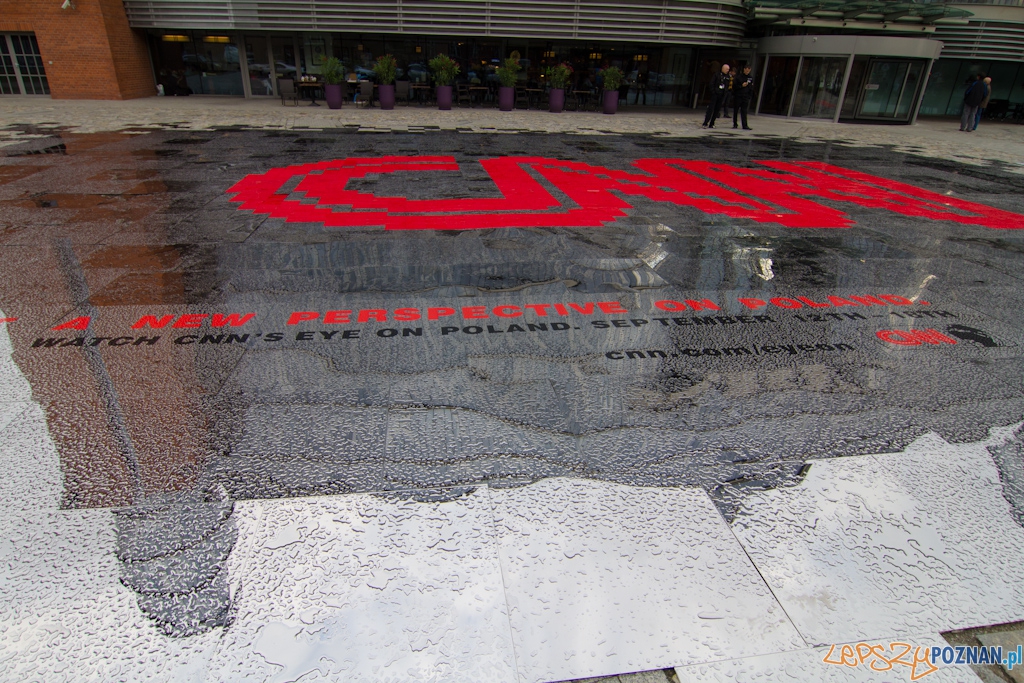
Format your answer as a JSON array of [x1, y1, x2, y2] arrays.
[[634, 70, 649, 105], [702, 64, 731, 129], [960, 74, 986, 131], [973, 76, 992, 130], [732, 64, 755, 130]]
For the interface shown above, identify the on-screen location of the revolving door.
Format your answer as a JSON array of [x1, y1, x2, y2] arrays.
[[756, 35, 941, 125], [840, 58, 928, 122]]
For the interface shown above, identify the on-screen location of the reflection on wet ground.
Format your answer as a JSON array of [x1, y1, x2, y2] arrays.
[[2, 127, 1024, 675]]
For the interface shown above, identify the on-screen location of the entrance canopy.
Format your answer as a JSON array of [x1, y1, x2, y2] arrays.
[[747, 0, 973, 33], [756, 34, 943, 123]]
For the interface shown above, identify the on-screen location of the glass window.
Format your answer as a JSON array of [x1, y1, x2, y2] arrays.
[[0, 37, 17, 95], [245, 36, 273, 96], [270, 36, 298, 85], [1008, 64, 1024, 106], [2, 34, 49, 95], [662, 48, 693, 106], [152, 31, 243, 96], [303, 35, 327, 76], [919, 59, 963, 116], [791, 56, 848, 119], [986, 61, 1021, 101], [758, 56, 800, 116], [196, 35, 243, 95]]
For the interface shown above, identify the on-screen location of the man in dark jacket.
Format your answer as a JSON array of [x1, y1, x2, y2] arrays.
[[702, 64, 731, 129], [973, 76, 992, 130], [634, 70, 649, 105], [961, 74, 986, 131], [732, 64, 755, 130]]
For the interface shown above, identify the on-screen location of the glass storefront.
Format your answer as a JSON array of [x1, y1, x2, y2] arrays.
[[919, 58, 1024, 116], [147, 30, 700, 105], [150, 31, 244, 96]]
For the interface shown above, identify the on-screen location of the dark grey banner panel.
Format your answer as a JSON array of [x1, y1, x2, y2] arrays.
[[935, 20, 1024, 60], [123, 0, 747, 45]]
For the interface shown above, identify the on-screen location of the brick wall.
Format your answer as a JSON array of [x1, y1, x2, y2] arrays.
[[0, 0, 155, 99]]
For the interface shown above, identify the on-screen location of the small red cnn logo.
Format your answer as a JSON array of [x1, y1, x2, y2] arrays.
[[227, 156, 1024, 231]]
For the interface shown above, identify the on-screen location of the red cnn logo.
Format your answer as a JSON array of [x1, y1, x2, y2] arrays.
[[227, 156, 1024, 231]]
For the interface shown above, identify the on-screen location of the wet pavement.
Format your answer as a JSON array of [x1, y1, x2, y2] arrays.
[[1, 118, 1024, 682]]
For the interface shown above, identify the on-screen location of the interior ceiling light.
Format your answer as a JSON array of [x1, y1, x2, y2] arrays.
[[162, 35, 189, 42], [204, 36, 230, 43]]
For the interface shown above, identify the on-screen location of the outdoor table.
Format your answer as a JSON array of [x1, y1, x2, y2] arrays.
[[468, 86, 489, 106], [573, 90, 593, 110], [525, 88, 544, 109], [296, 81, 323, 106], [410, 84, 431, 105]]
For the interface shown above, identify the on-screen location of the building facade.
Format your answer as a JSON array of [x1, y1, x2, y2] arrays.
[[1, 0, 1022, 120]]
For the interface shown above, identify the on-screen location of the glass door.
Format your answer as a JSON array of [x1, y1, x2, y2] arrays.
[[791, 56, 848, 119], [894, 61, 925, 119], [758, 56, 800, 116], [855, 59, 926, 122]]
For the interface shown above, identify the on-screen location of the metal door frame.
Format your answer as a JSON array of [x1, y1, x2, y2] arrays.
[[3, 34, 28, 95], [853, 57, 927, 122]]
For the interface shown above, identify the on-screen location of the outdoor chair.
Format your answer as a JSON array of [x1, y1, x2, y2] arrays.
[[456, 83, 472, 107], [277, 78, 299, 106], [515, 87, 529, 110], [986, 99, 1010, 120], [355, 80, 373, 107], [396, 80, 411, 105]]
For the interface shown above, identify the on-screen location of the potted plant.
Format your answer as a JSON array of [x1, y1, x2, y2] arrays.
[[545, 62, 573, 113], [600, 66, 625, 115], [322, 56, 345, 109], [374, 54, 398, 110], [495, 51, 521, 112], [429, 54, 460, 110]]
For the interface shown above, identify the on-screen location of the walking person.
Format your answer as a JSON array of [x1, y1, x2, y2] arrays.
[[973, 77, 992, 130], [732, 64, 755, 130], [960, 74, 986, 131], [702, 64, 731, 129]]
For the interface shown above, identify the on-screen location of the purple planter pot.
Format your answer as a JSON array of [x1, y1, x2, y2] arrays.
[[498, 86, 514, 112], [379, 84, 395, 110], [324, 84, 344, 110], [549, 88, 565, 113], [436, 85, 453, 111], [603, 89, 619, 115]]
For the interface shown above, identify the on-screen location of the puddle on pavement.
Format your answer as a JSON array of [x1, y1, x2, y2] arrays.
[[2, 127, 1024, 638]]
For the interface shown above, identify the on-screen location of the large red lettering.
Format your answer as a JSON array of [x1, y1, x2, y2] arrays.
[[132, 315, 174, 329], [877, 329, 958, 346], [227, 157, 1024, 231], [211, 313, 256, 327], [53, 316, 90, 331]]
